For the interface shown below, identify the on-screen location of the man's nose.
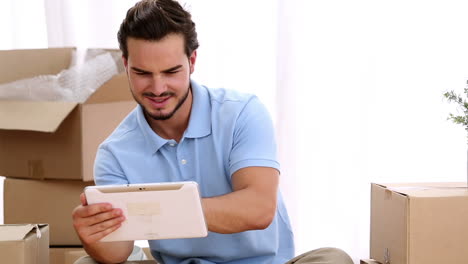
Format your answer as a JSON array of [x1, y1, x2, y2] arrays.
[[151, 75, 168, 95]]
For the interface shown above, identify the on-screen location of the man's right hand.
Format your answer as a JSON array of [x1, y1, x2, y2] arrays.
[[72, 193, 125, 244]]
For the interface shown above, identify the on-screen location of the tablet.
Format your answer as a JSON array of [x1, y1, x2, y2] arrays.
[[84, 181, 208, 242]]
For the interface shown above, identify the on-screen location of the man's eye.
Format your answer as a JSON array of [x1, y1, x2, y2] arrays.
[[166, 70, 180, 74], [135, 71, 149, 75]]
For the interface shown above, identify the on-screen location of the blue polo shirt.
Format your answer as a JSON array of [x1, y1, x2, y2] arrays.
[[94, 80, 294, 264]]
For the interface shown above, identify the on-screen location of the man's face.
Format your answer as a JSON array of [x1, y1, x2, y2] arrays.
[[123, 34, 196, 121]]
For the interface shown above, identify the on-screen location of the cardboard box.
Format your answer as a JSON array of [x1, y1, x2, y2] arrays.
[[3, 177, 93, 245], [0, 224, 49, 264], [0, 47, 136, 181], [370, 182, 468, 264], [65, 249, 89, 264], [50, 247, 86, 264]]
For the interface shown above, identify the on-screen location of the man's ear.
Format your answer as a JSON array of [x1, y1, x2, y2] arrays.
[[122, 55, 128, 71], [189, 50, 197, 74]]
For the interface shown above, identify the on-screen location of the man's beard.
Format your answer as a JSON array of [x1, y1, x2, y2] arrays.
[[140, 85, 191, 121]]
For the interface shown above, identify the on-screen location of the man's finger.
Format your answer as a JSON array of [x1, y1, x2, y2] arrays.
[[80, 208, 123, 227], [74, 203, 112, 219], [80, 193, 88, 206], [82, 222, 123, 244], [88, 215, 126, 236]]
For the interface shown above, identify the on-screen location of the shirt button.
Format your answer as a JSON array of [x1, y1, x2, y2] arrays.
[[181, 159, 187, 165], [169, 143, 176, 147]]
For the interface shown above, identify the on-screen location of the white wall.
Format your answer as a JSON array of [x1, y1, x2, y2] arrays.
[[281, 0, 468, 260]]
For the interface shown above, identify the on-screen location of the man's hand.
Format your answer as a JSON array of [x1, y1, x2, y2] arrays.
[[72, 193, 134, 263], [72, 193, 125, 244]]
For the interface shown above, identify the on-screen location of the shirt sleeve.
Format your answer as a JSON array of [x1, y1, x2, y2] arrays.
[[94, 144, 129, 186], [228, 96, 280, 176]]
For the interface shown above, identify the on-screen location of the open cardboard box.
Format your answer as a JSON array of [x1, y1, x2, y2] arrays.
[[0, 224, 49, 264], [370, 182, 468, 264], [0, 47, 136, 181]]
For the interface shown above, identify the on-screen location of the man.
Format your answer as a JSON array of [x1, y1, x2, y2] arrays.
[[72, 0, 354, 263]]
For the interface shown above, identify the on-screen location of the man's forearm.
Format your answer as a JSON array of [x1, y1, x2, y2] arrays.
[[202, 188, 277, 234]]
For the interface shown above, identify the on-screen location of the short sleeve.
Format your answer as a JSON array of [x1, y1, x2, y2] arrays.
[[228, 96, 280, 176], [94, 144, 129, 186]]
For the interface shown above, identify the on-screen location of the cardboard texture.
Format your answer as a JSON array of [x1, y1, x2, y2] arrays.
[[0, 47, 136, 181], [3, 177, 94, 245], [65, 249, 89, 264], [370, 182, 468, 264], [50, 247, 85, 264], [0, 224, 49, 264]]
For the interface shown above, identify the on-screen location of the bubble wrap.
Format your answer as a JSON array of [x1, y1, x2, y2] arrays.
[[0, 51, 121, 103]]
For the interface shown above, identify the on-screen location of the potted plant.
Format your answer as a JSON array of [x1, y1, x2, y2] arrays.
[[444, 84, 468, 182]]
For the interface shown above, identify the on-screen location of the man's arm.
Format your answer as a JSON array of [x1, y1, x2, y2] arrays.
[[72, 193, 134, 263], [202, 166, 279, 234]]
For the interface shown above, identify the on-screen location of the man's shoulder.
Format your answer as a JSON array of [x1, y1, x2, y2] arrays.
[[206, 86, 256, 105], [207, 88, 256, 110]]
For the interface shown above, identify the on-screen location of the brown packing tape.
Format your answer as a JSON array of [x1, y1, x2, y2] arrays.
[[28, 160, 45, 180]]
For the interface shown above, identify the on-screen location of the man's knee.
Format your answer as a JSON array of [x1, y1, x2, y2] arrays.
[[319, 247, 353, 264], [288, 247, 353, 264], [72, 245, 151, 264]]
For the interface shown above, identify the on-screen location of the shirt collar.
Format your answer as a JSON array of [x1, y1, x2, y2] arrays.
[[184, 80, 212, 139], [136, 105, 168, 153], [136, 79, 212, 153]]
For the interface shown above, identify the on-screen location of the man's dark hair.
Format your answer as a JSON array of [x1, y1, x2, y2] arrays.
[[117, 0, 199, 59]]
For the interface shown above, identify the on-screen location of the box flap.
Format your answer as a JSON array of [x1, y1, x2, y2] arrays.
[[0, 100, 77, 132], [0, 48, 74, 85], [376, 182, 468, 198], [0, 224, 45, 241]]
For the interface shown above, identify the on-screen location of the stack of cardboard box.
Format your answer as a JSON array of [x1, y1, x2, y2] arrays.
[[0, 47, 137, 263]]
